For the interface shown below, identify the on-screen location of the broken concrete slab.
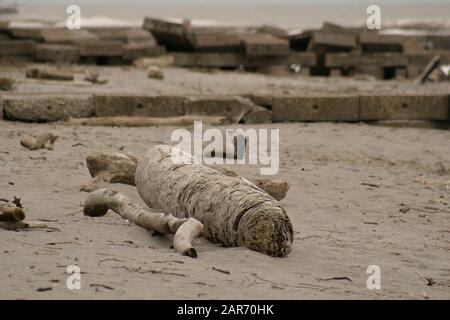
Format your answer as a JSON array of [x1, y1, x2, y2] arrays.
[[143, 17, 192, 51], [257, 25, 289, 39], [321, 22, 361, 36], [35, 44, 79, 64], [78, 40, 124, 57], [87, 28, 156, 44], [40, 28, 97, 44], [272, 95, 360, 122], [360, 95, 449, 120], [2, 94, 95, 122], [187, 27, 241, 52], [94, 94, 186, 117], [9, 27, 43, 40], [290, 30, 313, 51], [428, 35, 450, 51], [241, 33, 290, 57], [308, 32, 357, 51], [242, 105, 272, 124], [173, 52, 315, 68], [173, 52, 246, 68], [359, 32, 406, 53], [325, 53, 408, 68], [123, 43, 165, 61], [0, 40, 35, 56]]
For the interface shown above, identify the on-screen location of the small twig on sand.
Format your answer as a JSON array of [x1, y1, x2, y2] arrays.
[[113, 265, 186, 277], [212, 267, 231, 275], [318, 277, 352, 282], [90, 284, 114, 291], [361, 182, 381, 188]]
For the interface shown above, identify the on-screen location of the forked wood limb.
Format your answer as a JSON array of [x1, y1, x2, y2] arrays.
[[84, 188, 204, 258]]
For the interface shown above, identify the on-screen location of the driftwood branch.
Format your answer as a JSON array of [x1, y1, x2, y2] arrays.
[[0, 221, 48, 231], [84, 188, 204, 258], [20, 133, 58, 151], [414, 55, 441, 85], [26, 68, 74, 81], [0, 206, 25, 222], [68, 115, 227, 127]]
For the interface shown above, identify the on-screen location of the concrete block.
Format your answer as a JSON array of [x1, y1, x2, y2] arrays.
[[272, 95, 360, 122], [188, 27, 241, 52], [0, 40, 35, 56], [123, 44, 165, 61], [40, 28, 97, 44], [35, 44, 79, 63], [326, 53, 408, 68], [94, 94, 186, 117], [241, 33, 290, 57], [173, 52, 316, 68], [143, 17, 192, 51], [359, 32, 405, 52], [78, 40, 124, 57], [2, 94, 94, 122], [309, 31, 357, 50], [360, 95, 449, 120]]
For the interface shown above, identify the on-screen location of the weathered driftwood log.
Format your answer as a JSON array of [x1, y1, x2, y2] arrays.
[[68, 115, 227, 127], [82, 152, 289, 200], [0, 206, 25, 222], [26, 68, 74, 81], [135, 145, 293, 257], [0, 221, 48, 231], [20, 133, 58, 151], [84, 188, 203, 257]]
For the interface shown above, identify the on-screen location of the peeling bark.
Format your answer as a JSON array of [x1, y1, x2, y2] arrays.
[[135, 145, 293, 257], [83, 152, 289, 200]]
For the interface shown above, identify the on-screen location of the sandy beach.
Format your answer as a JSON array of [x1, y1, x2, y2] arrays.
[[1, 63, 450, 299]]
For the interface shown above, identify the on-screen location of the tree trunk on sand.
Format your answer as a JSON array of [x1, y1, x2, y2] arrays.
[[135, 145, 293, 257], [83, 152, 289, 200]]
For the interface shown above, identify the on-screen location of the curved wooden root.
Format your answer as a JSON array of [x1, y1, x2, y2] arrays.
[[20, 133, 58, 151], [83, 188, 204, 258], [81, 152, 138, 192]]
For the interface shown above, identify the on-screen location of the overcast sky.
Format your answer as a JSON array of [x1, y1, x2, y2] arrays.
[[34, 0, 449, 4]]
